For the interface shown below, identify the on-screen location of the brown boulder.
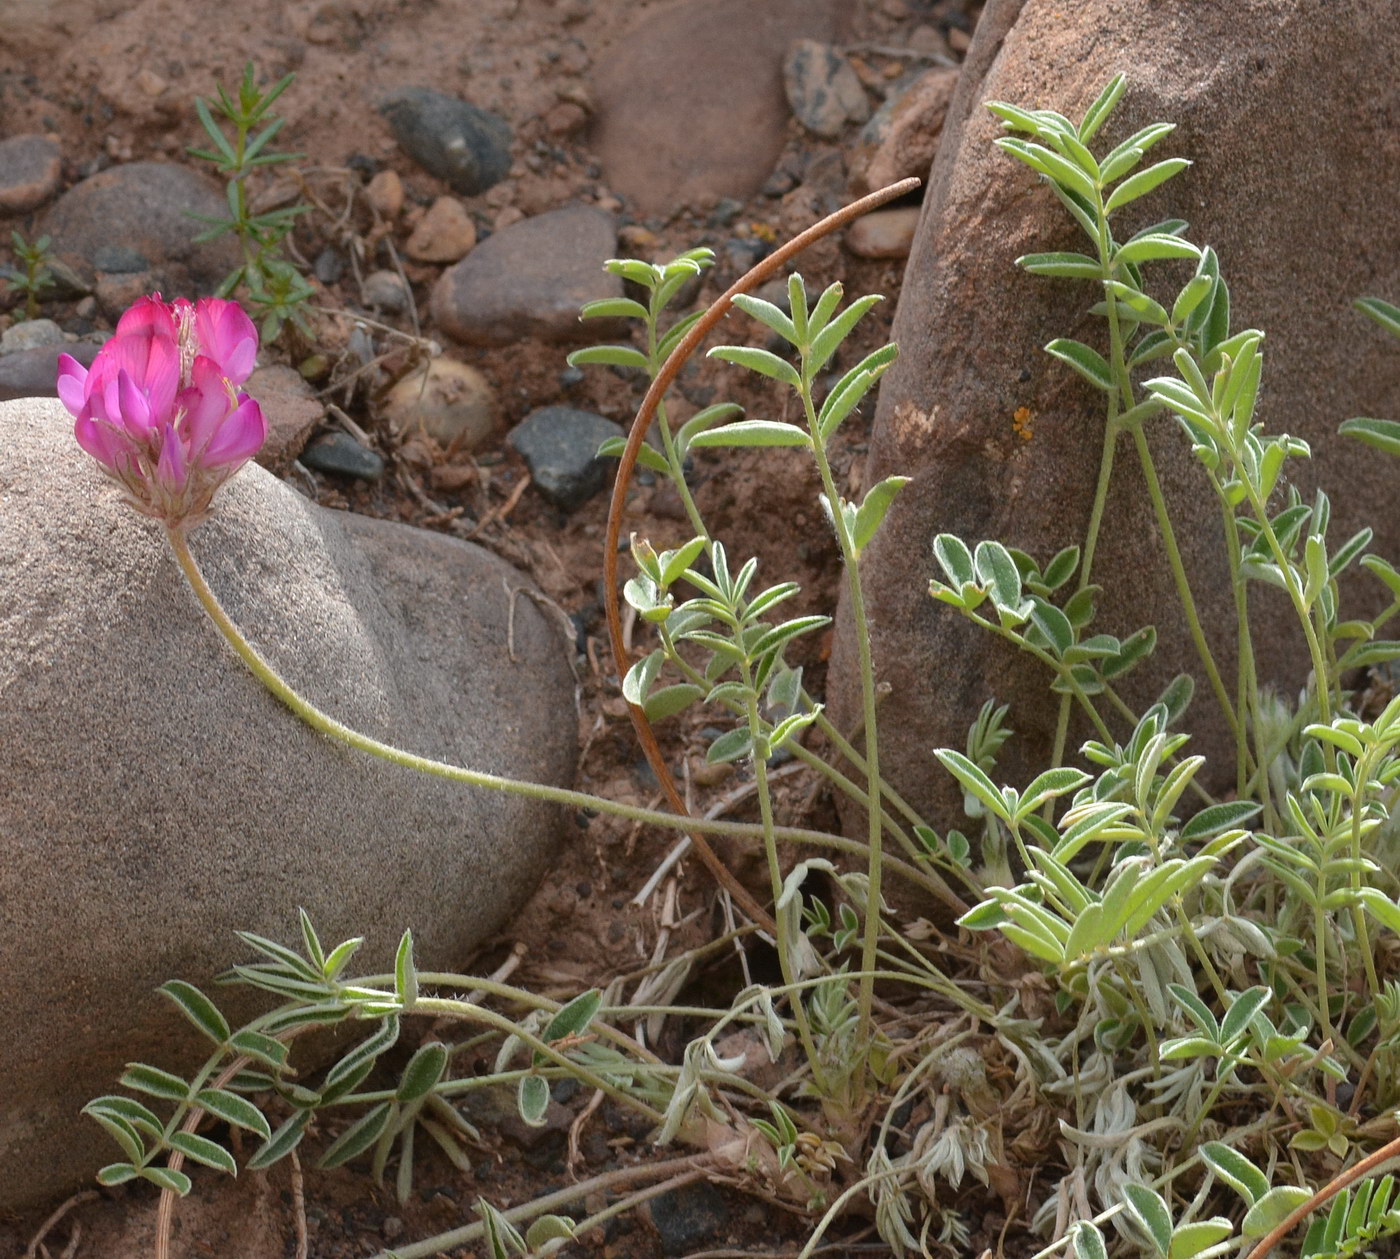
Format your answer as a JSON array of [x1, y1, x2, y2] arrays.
[[589, 0, 848, 214], [830, 0, 1400, 830]]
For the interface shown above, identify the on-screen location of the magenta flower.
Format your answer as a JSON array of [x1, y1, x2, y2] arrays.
[[57, 294, 267, 529]]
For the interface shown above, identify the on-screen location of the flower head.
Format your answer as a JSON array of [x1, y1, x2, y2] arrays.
[[58, 294, 266, 529]]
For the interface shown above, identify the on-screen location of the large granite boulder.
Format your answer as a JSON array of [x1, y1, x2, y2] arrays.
[[830, 0, 1400, 829], [0, 398, 578, 1209]]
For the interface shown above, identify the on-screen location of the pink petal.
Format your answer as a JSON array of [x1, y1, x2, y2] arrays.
[[114, 294, 178, 342], [193, 299, 258, 383], [116, 367, 154, 436], [178, 361, 234, 457], [56, 354, 90, 418], [201, 394, 267, 465], [155, 420, 189, 493], [74, 415, 126, 471]]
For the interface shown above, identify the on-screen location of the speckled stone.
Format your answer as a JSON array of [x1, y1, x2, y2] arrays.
[[0, 134, 62, 215], [0, 398, 578, 1209]]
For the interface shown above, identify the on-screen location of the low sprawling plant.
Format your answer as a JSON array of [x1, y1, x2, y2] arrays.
[[73, 71, 1400, 1259]]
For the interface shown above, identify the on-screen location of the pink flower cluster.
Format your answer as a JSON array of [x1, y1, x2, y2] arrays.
[[58, 295, 267, 529]]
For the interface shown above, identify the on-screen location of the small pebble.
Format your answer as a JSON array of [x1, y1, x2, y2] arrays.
[[405, 195, 477, 263], [314, 246, 345, 285], [362, 269, 410, 313], [365, 169, 404, 219], [135, 67, 167, 96], [300, 430, 385, 481], [845, 206, 921, 259], [543, 102, 588, 136]]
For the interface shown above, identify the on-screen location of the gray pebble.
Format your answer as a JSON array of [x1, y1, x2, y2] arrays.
[[378, 88, 513, 197], [362, 269, 409, 314], [0, 319, 65, 356], [507, 406, 624, 511], [300, 431, 385, 481], [313, 246, 344, 285]]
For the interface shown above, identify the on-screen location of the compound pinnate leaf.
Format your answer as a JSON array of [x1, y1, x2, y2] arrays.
[[395, 928, 417, 1009], [1357, 296, 1400, 339], [853, 476, 910, 552], [687, 420, 811, 450], [1339, 417, 1400, 457], [644, 683, 704, 722], [120, 1063, 192, 1102], [97, 1162, 140, 1186], [1104, 157, 1191, 213], [596, 435, 671, 476], [1201, 1141, 1268, 1205], [706, 344, 802, 390], [566, 344, 650, 371], [1242, 1186, 1312, 1238], [1168, 1219, 1235, 1259], [1123, 1183, 1173, 1256], [139, 1165, 193, 1195]]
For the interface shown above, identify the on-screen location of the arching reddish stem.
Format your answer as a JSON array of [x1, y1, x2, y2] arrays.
[[602, 178, 923, 935]]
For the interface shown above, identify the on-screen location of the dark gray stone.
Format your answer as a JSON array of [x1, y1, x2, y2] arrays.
[[0, 319, 65, 355], [0, 134, 62, 216], [301, 430, 385, 481], [508, 406, 623, 511], [648, 1181, 730, 1256], [378, 88, 513, 197]]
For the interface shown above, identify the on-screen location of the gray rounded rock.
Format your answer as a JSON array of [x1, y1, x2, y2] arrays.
[[0, 398, 578, 1209], [42, 162, 240, 297], [378, 87, 513, 197], [0, 134, 62, 216], [0, 340, 100, 402], [431, 206, 622, 347]]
